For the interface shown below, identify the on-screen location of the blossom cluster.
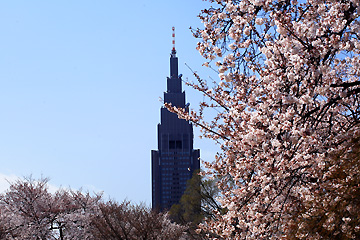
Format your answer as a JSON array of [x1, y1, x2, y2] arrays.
[[170, 0, 360, 238]]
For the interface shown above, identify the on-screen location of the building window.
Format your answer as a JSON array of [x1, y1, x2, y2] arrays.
[[169, 140, 176, 149], [169, 140, 182, 149], [176, 140, 182, 149]]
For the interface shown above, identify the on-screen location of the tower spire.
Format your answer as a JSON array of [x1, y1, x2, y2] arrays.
[[169, 26, 178, 79], [171, 26, 176, 57]]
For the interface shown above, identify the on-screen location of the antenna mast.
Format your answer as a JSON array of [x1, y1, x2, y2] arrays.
[[171, 27, 176, 56]]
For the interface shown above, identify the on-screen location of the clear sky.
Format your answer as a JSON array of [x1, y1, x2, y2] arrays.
[[0, 1, 219, 204]]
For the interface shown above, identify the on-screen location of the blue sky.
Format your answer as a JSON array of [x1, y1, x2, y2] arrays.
[[0, 1, 219, 204]]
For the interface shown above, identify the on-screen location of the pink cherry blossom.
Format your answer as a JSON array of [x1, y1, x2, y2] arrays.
[[173, 0, 360, 238]]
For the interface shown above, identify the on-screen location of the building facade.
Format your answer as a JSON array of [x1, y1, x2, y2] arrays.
[[151, 45, 200, 211]]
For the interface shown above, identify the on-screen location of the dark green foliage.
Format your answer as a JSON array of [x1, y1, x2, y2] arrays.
[[169, 170, 223, 238]]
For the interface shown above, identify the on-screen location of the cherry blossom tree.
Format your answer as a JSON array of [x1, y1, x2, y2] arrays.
[[0, 177, 188, 239], [90, 200, 187, 240], [0, 177, 100, 239], [167, 0, 360, 238], [288, 134, 360, 239]]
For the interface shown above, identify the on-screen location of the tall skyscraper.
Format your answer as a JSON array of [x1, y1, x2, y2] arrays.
[[151, 28, 200, 211]]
